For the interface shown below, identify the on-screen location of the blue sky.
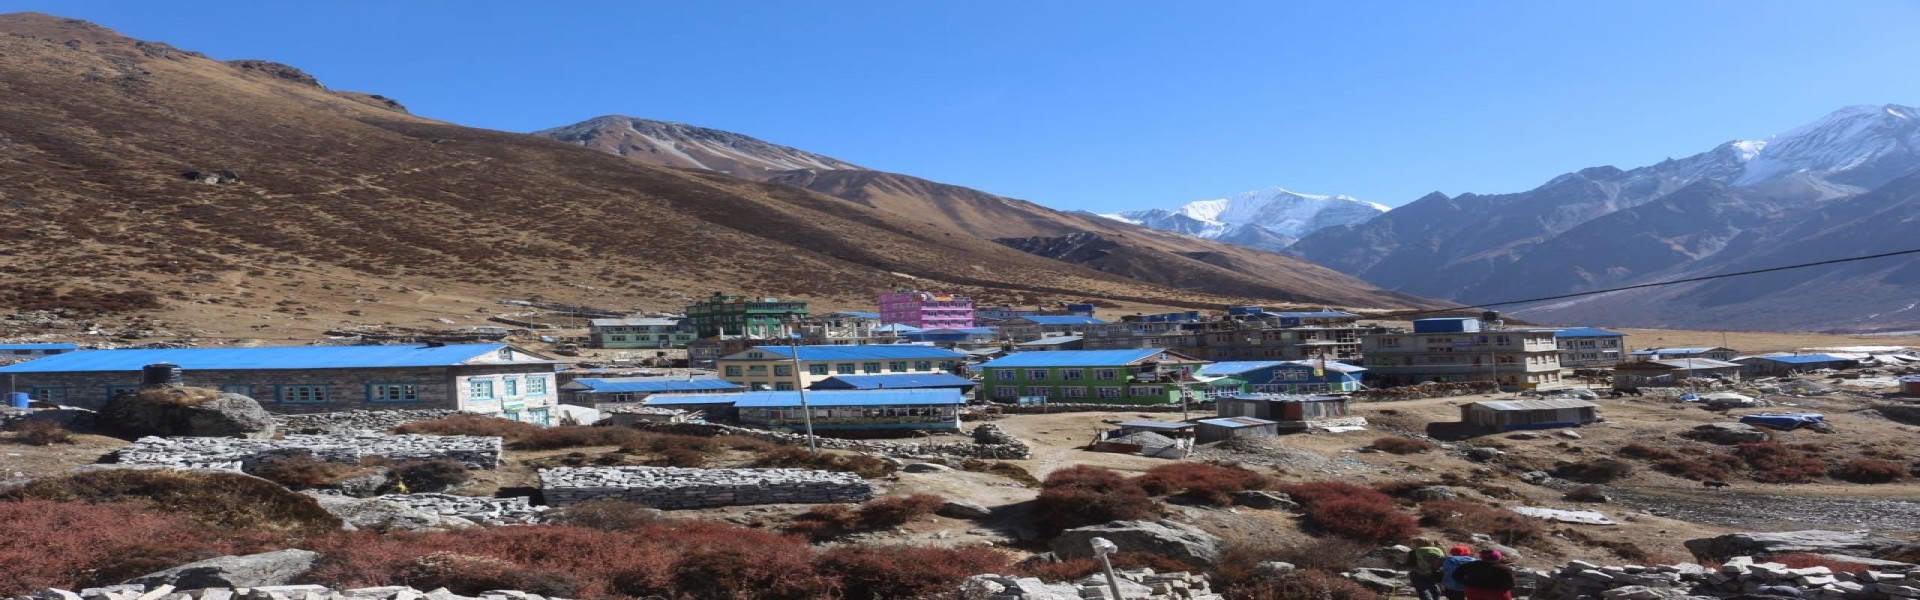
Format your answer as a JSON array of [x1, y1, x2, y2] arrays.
[[12, 1, 1920, 211]]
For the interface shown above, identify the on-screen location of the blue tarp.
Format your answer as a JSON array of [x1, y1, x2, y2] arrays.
[[1739, 412, 1827, 430]]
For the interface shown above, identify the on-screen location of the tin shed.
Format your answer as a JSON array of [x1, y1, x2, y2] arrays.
[[1461, 399, 1599, 431], [1195, 417, 1280, 443]]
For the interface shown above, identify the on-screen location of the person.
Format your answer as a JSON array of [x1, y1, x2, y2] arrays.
[[1438, 545, 1477, 600], [1453, 549, 1518, 600], [1405, 538, 1447, 600]]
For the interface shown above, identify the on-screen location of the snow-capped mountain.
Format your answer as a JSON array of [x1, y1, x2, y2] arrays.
[[1734, 104, 1920, 192], [1103, 188, 1388, 252]]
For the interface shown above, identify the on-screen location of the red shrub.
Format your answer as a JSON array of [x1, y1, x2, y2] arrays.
[[1014, 557, 1104, 582], [653, 448, 708, 467], [393, 414, 540, 439], [1772, 553, 1873, 574], [1417, 500, 1545, 545], [818, 545, 1012, 599], [1307, 497, 1422, 544], [1369, 436, 1436, 455], [1275, 481, 1383, 507], [0, 500, 247, 594], [1834, 458, 1908, 484], [1653, 455, 1741, 481], [854, 493, 945, 529], [1553, 459, 1635, 483], [1737, 442, 1829, 484], [7, 421, 75, 446], [1617, 443, 1677, 460], [508, 426, 645, 451], [1035, 466, 1155, 533], [1134, 463, 1273, 506], [1222, 568, 1385, 600]]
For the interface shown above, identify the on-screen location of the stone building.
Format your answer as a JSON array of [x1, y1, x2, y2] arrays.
[[1361, 318, 1564, 389], [714, 344, 967, 391], [0, 344, 564, 424]]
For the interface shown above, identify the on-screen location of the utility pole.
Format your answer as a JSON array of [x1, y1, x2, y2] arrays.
[[786, 319, 818, 453]]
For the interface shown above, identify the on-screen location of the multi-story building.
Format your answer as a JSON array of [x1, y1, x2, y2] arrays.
[[877, 291, 976, 330], [975, 349, 1208, 405], [1552, 328, 1628, 369], [714, 344, 967, 391], [1198, 360, 1367, 396], [792, 311, 897, 346], [684, 293, 809, 339], [996, 316, 1109, 342], [1081, 310, 1377, 362], [588, 317, 697, 349], [1361, 318, 1563, 389]]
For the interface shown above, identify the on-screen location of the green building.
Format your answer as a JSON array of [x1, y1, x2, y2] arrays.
[[975, 349, 1208, 405], [684, 293, 810, 338]]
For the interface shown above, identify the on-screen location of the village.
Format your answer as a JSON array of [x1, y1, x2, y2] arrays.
[[7, 289, 1920, 600]]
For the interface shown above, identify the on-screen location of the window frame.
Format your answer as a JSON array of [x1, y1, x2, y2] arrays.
[[369, 382, 423, 403], [278, 384, 331, 404]]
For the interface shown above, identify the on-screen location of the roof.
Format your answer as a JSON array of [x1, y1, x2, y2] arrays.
[[1553, 328, 1625, 338], [645, 388, 965, 408], [0, 344, 554, 373], [1470, 399, 1600, 411], [1282, 359, 1367, 374], [1629, 347, 1727, 356], [588, 317, 684, 327], [726, 345, 967, 361], [1264, 310, 1358, 319], [822, 311, 880, 320], [1008, 316, 1107, 326], [1114, 420, 1194, 430], [978, 349, 1203, 368], [809, 373, 977, 390], [567, 377, 743, 394], [871, 323, 924, 333], [1198, 417, 1279, 428], [0, 343, 78, 351], [903, 327, 997, 336], [1228, 393, 1347, 403], [1017, 336, 1083, 346], [1197, 361, 1289, 376], [1747, 354, 1853, 365], [1639, 358, 1742, 369]]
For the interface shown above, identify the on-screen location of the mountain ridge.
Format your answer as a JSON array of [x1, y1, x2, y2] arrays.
[[1103, 187, 1388, 252]]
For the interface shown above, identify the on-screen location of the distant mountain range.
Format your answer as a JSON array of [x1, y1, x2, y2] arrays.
[[1101, 188, 1388, 252], [1289, 104, 1920, 332]]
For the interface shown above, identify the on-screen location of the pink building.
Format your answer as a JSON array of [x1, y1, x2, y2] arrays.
[[877, 290, 975, 330]]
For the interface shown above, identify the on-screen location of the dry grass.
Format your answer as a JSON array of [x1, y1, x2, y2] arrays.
[[0, 468, 340, 535]]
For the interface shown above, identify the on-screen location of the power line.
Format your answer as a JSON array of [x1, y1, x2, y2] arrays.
[[1377, 246, 1920, 320]]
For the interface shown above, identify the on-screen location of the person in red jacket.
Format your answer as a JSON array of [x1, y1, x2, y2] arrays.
[[1452, 549, 1517, 600]]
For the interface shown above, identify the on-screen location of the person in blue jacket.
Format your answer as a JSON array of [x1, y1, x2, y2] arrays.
[[1438, 545, 1478, 600]]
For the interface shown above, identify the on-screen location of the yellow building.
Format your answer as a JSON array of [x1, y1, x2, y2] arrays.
[[714, 345, 969, 391]]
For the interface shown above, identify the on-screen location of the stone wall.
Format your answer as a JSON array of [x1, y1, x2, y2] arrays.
[[13, 583, 569, 600], [1532, 556, 1920, 600], [273, 410, 460, 434], [539, 466, 874, 509], [630, 421, 1032, 460], [113, 434, 503, 470], [374, 493, 548, 525]]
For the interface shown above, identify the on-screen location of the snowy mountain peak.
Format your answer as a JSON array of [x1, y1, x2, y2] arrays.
[[1733, 103, 1920, 188], [1106, 187, 1386, 252]]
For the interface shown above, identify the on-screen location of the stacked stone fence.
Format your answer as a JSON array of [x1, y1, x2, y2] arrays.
[[1528, 556, 1917, 600], [539, 466, 874, 509], [113, 434, 503, 471], [13, 583, 569, 600], [273, 410, 460, 435], [373, 493, 548, 525], [629, 421, 1031, 460]]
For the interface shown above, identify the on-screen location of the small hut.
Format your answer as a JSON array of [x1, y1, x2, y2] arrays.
[[1195, 417, 1279, 443], [1901, 375, 1920, 397], [1461, 399, 1599, 431]]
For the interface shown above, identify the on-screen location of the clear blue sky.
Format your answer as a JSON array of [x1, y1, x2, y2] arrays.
[[13, 1, 1920, 210]]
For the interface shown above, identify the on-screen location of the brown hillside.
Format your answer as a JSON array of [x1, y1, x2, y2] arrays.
[[0, 13, 1418, 340]]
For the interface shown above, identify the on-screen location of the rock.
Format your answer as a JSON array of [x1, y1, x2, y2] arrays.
[[1356, 546, 1412, 569], [1521, 470, 1553, 484], [1231, 490, 1299, 511], [1469, 534, 1522, 562], [304, 493, 479, 532], [1072, 574, 1154, 599], [1683, 423, 1771, 445], [1466, 447, 1505, 462], [937, 499, 993, 520], [1557, 430, 1584, 440], [1507, 432, 1542, 440], [1685, 531, 1903, 561], [325, 467, 392, 498], [902, 463, 953, 473], [124, 550, 321, 589], [1256, 562, 1297, 576], [98, 388, 276, 439], [1410, 486, 1458, 501], [1052, 520, 1223, 566], [1343, 568, 1409, 593], [20, 408, 97, 430], [1599, 585, 1692, 600]]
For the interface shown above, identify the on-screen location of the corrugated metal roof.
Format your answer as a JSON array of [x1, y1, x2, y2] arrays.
[[1629, 347, 1724, 355], [0, 344, 550, 373], [570, 377, 743, 394], [588, 317, 685, 327], [1198, 361, 1289, 376], [1008, 316, 1107, 325], [1115, 420, 1194, 430], [0, 343, 78, 350], [1748, 354, 1852, 364], [809, 373, 977, 390], [732, 345, 967, 361], [1264, 310, 1358, 319], [871, 324, 923, 332], [1017, 336, 1083, 346], [1553, 327, 1624, 338], [978, 349, 1201, 368], [1198, 417, 1278, 428], [644, 388, 965, 408], [1471, 399, 1599, 411], [1643, 358, 1742, 369], [1282, 359, 1367, 374]]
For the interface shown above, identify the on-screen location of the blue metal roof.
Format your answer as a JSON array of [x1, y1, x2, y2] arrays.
[[1630, 347, 1721, 356], [1017, 336, 1083, 346], [902, 327, 997, 336], [1264, 310, 1358, 319], [824, 311, 880, 319], [1553, 328, 1625, 338], [570, 377, 743, 394], [871, 324, 924, 333], [737, 345, 967, 361], [1010, 316, 1107, 325], [978, 349, 1200, 368], [646, 388, 965, 408], [1198, 417, 1279, 428], [1749, 354, 1852, 364], [0, 343, 78, 351], [0, 344, 547, 373], [1198, 361, 1290, 376], [809, 373, 977, 390]]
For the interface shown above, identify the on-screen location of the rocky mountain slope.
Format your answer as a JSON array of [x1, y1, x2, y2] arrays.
[[0, 13, 1433, 340], [533, 116, 863, 179], [1103, 187, 1388, 252], [1289, 104, 1920, 332], [535, 118, 1432, 308]]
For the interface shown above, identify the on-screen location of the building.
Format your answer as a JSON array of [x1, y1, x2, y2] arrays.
[[792, 312, 898, 346], [0, 344, 564, 424], [1630, 347, 1738, 362], [975, 349, 1208, 405], [686, 338, 754, 370], [1460, 399, 1599, 431], [1081, 309, 1376, 362], [808, 372, 977, 394], [1733, 354, 1858, 377], [1361, 318, 1564, 389], [588, 317, 696, 349], [558, 377, 743, 405], [1197, 360, 1366, 396], [645, 388, 966, 432], [714, 345, 967, 391], [1217, 393, 1355, 423], [684, 293, 809, 339], [1015, 336, 1084, 351], [898, 327, 1001, 350], [1611, 358, 1744, 386], [877, 290, 976, 330], [1553, 328, 1627, 369], [997, 316, 1110, 342], [1195, 417, 1280, 443]]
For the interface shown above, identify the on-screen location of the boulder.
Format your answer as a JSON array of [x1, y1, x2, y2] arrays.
[[1683, 423, 1770, 445], [1470, 534, 1523, 562], [1052, 520, 1223, 566], [1599, 585, 1693, 600], [1410, 486, 1458, 501], [1343, 568, 1409, 593], [937, 499, 993, 520], [1231, 490, 1300, 511], [902, 462, 953, 473], [1356, 545, 1412, 569], [1685, 530, 1903, 561], [98, 387, 275, 439], [305, 493, 478, 532], [124, 549, 320, 588]]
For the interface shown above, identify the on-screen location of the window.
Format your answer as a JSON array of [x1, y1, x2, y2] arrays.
[[219, 384, 252, 396], [1097, 387, 1122, 399], [28, 387, 66, 403], [995, 370, 1015, 381], [280, 385, 329, 404], [747, 365, 768, 375], [609, 335, 627, 342], [527, 376, 548, 396], [725, 366, 743, 377], [1095, 369, 1118, 380], [888, 361, 908, 372], [837, 363, 856, 375], [1131, 386, 1162, 397], [505, 378, 520, 396], [105, 385, 139, 398], [1378, 337, 1401, 348], [1026, 369, 1049, 381], [862, 362, 882, 373], [1062, 369, 1084, 381], [469, 379, 495, 400], [995, 386, 1019, 398], [775, 382, 795, 391], [371, 383, 421, 403], [1063, 387, 1087, 398], [1025, 386, 1051, 397], [809, 364, 830, 376], [914, 361, 932, 371], [774, 365, 793, 377]]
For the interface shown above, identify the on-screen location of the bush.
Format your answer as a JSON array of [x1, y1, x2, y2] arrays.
[[509, 426, 645, 451], [1369, 436, 1436, 455], [1737, 442, 1829, 484], [653, 447, 708, 467], [248, 451, 371, 489], [2, 469, 339, 535], [0, 500, 256, 594], [1417, 500, 1545, 545], [404, 552, 584, 598], [1222, 569, 1385, 600], [1275, 481, 1381, 507], [1034, 466, 1155, 534], [1134, 462, 1273, 506], [1275, 481, 1418, 544], [854, 493, 946, 529], [961, 460, 1042, 487], [1564, 484, 1610, 502], [387, 459, 471, 493], [393, 414, 540, 439], [1653, 454, 1741, 481], [1214, 538, 1372, 581], [622, 432, 721, 454], [1835, 458, 1908, 484], [818, 545, 1011, 599], [7, 420, 74, 445], [1553, 458, 1635, 483], [1617, 442, 1677, 460], [750, 447, 896, 478], [545, 500, 660, 531]]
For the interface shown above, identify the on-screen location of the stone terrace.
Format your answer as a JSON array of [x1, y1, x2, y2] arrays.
[[114, 434, 503, 470], [539, 466, 874, 509]]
